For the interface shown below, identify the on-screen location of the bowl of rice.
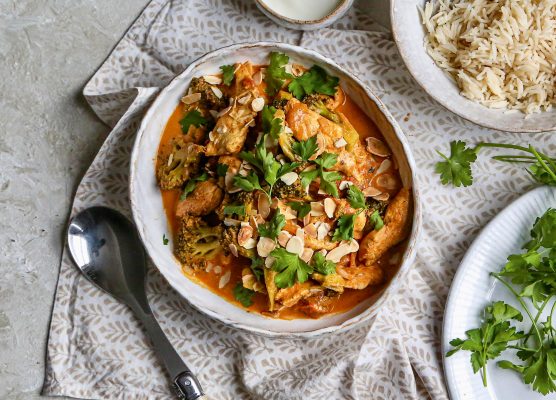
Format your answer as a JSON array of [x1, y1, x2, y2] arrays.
[[391, 0, 556, 133]]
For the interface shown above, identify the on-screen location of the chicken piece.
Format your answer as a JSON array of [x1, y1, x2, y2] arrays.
[[334, 199, 367, 240], [275, 282, 323, 309], [297, 291, 338, 318], [312, 273, 346, 293], [336, 256, 384, 289], [284, 99, 367, 181], [265, 270, 278, 311], [156, 138, 203, 190], [233, 62, 258, 95], [176, 179, 224, 217], [358, 188, 411, 266]]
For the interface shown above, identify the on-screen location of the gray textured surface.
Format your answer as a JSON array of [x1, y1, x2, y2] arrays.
[[0, 1, 147, 398]]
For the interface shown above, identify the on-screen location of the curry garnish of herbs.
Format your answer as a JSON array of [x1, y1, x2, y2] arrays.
[[447, 208, 556, 395], [155, 52, 411, 319]]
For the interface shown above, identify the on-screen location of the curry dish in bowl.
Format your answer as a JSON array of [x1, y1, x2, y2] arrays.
[[155, 51, 412, 319]]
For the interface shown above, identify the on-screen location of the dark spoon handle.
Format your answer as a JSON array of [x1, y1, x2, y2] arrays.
[[131, 302, 204, 400]]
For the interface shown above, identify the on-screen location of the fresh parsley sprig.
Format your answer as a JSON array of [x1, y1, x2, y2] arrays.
[[299, 151, 342, 197], [447, 208, 556, 395], [258, 210, 286, 239], [261, 106, 284, 140], [220, 65, 235, 86], [436, 141, 556, 188], [179, 110, 208, 134], [270, 247, 314, 288], [265, 52, 293, 97], [233, 283, 255, 307], [288, 65, 339, 100], [180, 172, 209, 200]]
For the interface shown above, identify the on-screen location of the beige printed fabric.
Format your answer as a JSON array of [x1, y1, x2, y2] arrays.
[[42, 1, 555, 399]]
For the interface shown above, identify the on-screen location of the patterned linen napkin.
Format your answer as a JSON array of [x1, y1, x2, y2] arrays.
[[42, 1, 555, 399]]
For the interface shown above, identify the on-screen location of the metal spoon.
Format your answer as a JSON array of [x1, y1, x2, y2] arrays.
[[67, 206, 204, 400]]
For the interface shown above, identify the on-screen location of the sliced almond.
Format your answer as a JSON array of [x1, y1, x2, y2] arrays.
[[334, 138, 348, 148], [373, 193, 390, 201], [258, 194, 271, 219], [317, 223, 331, 240], [218, 270, 231, 288], [265, 256, 276, 268], [217, 105, 231, 118], [280, 171, 298, 185], [310, 202, 325, 217], [208, 131, 215, 141], [291, 63, 305, 77], [304, 223, 317, 238], [229, 243, 239, 257], [366, 137, 391, 157], [213, 265, 222, 275], [205, 262, 214, 273], [210, 86, 223, 99], [286, 236, 304, 255], [204, 75, 222, 85], [251, 97, 265, 112], [237, 94, 251, 105], [242, 238, 257, 249], [253, 70, 263, 85], [323, 198, 336, 218], [257, 237, 276, 257], [338, 181, 353, 190], [277, 230, 292, 247], [209, 109, 219, 119], [362, 186, 382, 197], [181, 92, 201, 104], [300, 248, 314, 263], [303, 213, 311, 226], [376, 159, 392, 175], [347, 239, 359, 252], [326, 244, 350, 263], [296, 228, 305, 241], [376, 174, 397, 190], [238, 225, 254, 247], [318, 249, 328, 257], [224, 218, 241, 227]]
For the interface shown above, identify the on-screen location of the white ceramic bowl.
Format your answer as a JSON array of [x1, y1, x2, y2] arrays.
[[391, 0, 556, 133], [254, 0, 354, 31], [130, 42, 421, 337]]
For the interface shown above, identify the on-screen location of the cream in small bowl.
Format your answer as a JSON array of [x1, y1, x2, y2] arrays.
[[255, 0, 354, 30]]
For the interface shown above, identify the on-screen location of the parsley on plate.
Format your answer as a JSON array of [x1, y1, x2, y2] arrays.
[[233, 283, 255, 307], [288, 65, 339, 100], [270, 248, 314, 288], [264, 52, 293, 97], [220, 64, 235, 86], [179, 109, 207, 134]]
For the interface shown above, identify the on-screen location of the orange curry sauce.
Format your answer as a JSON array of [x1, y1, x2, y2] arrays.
[[158, 87, 406, 319]]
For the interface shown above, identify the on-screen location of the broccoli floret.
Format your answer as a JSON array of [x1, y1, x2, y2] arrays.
[[278, 129, 296, 161], [175, 216, 223, 270], [157, 137, 203, 190], [272, 90, 293, 110], [217, 190, 256, 221], [190, 77, 227, 110], [303, 94, 340, 123], [221, 225, 255, 258], [273, 177, 312, 201]]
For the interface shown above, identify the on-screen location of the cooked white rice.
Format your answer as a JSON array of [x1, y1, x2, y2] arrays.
[[420, 0, 555, 114]]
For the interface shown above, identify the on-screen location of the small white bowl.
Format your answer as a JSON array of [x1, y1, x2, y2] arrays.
[[254, 0, 354, 31], [130, 42, 421, 337], [391, 0, 556, 133]]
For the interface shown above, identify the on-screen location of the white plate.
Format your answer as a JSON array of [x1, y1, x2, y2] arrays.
[[130, 42, 421, 337], [443, 186, 556, 399], [390, 0, 556, 133]]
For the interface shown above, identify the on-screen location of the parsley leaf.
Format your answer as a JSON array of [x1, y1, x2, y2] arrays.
[[180, 172, 209, 200], [299, 152, 342, 196], [162, 234, 169, 245], [220, 65, 235, 86], [292, 137, 318, 161], [179, 110, 208, 134], [223, 204, 246, 217], [320, 170, 342, 197], [369, 210, 384, 231], [314, 152, 338, 169], [265, 52, 293, 97], [216, 163, 229, 177], [233, 171, 262, 192], [347, 185, 366, 209], [312, 252, 336, 275], [288, 65, 339, 100], [250, 257, 264, 281], [258, 210, 286, 239], [435, 140, 478, 187], [300, 167, 319, 189], [287, 201, 311, 219], [332, 214, 356, 241], [270, 248, 314, 288], [233, 283, 255, 307], [262, 106, 283, 140]]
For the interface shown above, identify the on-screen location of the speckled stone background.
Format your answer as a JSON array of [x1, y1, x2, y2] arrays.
[[0, 1, 389, 399], [0, 1, 147, 398]]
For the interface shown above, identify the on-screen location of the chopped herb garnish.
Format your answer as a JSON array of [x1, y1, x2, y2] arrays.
[[265, 52, 293, 97], [287, 201, 311, 219], [288, 65, 339, 100], [332, 214, 356, 242], [179, 110, 207, 134], [347, 185, 366, 209], [292, 137, 318, 161], [270, 247, 314, 288], [223, 204, 246, 217], [314, 152, 338, 169], [216, 163, 229, 177], [162, 234, 169, 245], [232, 171, 263, 192], [220, 65, 235, 86], [251, 257, 264, 281], [261, 106, 283, 140], [258, 210, 286, 239], [180, 172, 209, 200], [233, 283, 255, 307], [369, 210, 384, 231], [312, 252, 336, 275]]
